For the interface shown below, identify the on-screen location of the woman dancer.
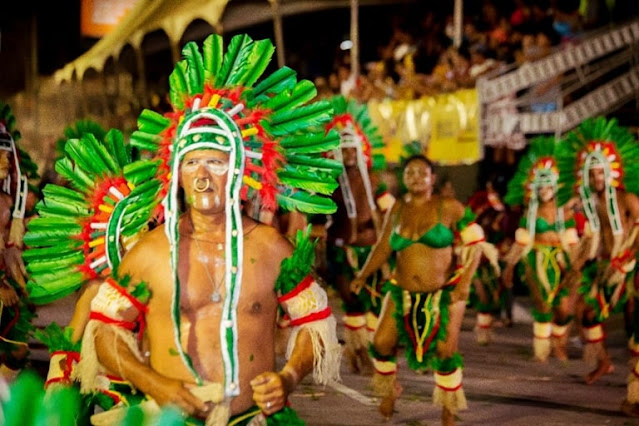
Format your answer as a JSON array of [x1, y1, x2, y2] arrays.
[[502, 136, 581, 362], [351, 154, 485, 425]]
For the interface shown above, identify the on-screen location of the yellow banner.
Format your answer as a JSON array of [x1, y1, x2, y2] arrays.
[[367, 89, 481, 165]]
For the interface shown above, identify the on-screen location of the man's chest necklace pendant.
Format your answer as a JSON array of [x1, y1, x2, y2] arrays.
[[194, 238, 225, 303]]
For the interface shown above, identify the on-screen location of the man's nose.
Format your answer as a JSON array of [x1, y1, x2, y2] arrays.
[[194, 162, 210, 177]]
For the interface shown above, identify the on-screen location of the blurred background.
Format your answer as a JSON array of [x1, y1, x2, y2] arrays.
[[2, 0, 639, 201]]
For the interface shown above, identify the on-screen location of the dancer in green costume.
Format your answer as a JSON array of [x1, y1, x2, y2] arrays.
[[351, 155, 488, 425], [503, 136, 582, 362], [555, 118, 639, 415]]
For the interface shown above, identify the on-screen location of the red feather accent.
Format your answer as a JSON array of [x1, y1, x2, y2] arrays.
[[240, 185, 248, 201], [245, 161, 265, 174]]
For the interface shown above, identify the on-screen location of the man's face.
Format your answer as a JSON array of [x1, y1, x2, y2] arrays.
[[180, 149, 230, 214], [588, 166, 606, 193], [403, 160, 433, 194], [0, 151, 11, 180], [341, 147, 357, 168]]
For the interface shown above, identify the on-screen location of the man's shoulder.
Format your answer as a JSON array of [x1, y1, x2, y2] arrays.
[[121, 226, 168, 266], [246, 221, 293, 259]]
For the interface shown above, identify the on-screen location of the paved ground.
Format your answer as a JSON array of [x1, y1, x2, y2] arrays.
[[289, 294, 639, 426], [29, 292, 639, 425]]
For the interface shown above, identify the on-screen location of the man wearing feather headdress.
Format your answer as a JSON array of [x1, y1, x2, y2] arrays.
[[324, 95, 392, 375], [52, 35, 343, 425], [0, 102, 37, 383], [556, 118, 639, 415]]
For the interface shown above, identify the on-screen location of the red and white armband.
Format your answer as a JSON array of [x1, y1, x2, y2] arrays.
[[277, 275, 341, 385], [45, 351, 80, 388], [87, 277, 148, 339], [77, 278, 148, 394], [459, 222, 485, 246], [376, 191, 396, 213]]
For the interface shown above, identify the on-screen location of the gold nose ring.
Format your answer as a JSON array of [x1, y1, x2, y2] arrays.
[[193, 177, 210, 193]]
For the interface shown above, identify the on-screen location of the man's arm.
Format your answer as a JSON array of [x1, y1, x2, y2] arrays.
[[81, 242, 207, 417], [256, 230, 341, 415], [94, 322, 207, 416], [250, 328, 315, 415]]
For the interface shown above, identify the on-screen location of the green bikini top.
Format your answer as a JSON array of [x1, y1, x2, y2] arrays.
[[520, 217, 576, 234], [389, 200, 455, 251]]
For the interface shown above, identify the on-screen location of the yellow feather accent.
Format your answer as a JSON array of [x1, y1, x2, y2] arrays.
[[243, 176, 262, 190], [241, 127, 258, 138], [99, 204, 114, 213], [89, 237, 105, 248], [127, 182, 136, 191], [209, 94, 221, 108]]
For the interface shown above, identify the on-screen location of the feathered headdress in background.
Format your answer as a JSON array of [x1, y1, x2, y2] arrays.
[[0, 102, 39, 246], [326, 95, 385, 220], [557, 117, 639, 237], [505, 136, 563, 240], [24, 128, 160, 304]]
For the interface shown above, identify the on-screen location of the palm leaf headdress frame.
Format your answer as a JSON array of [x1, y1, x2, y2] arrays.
[[130, 34, 341, 397], [326, 95, 386, 219], [556, 117, 639, 235], [23, 127, 160, 304], [505, 136, 564, 240]]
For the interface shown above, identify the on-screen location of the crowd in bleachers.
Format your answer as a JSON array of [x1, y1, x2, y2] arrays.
[[316, 0, 598, 104]]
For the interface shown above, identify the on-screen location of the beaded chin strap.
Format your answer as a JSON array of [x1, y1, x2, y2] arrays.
[[334, 124, 377, 220], [579, 151, 622, 235], [0, 127, 27, 222], [167, 106, 248, 395], [132, 34, 342, 399]]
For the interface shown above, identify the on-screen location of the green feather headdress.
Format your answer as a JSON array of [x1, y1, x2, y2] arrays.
[[556, 117, 639, 235], [505, 136, 563, 240], [55, 119, 108, 160], [326, 95, 386, 219], [129, 34, 341, 396], [327, 95, 386, 171], [23, 130, 160, 304]]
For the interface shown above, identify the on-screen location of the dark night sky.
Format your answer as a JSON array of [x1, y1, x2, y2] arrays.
[[0, 1, 440, 98], [0, 1, 92, 96]]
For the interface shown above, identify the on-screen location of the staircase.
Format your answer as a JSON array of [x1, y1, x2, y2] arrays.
[[477, 18, 639, 139]]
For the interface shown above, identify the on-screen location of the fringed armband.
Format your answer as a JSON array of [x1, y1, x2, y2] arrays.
[[456, 209, 500, 276], [274, 227, 341, 386], [376, 190, 395, 213], [35, 323, 82, 389], [560, 227, 579, 246], [46, 351, 80, 388], [76, 276, 149, 394], [278, 274, 341, 386]]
